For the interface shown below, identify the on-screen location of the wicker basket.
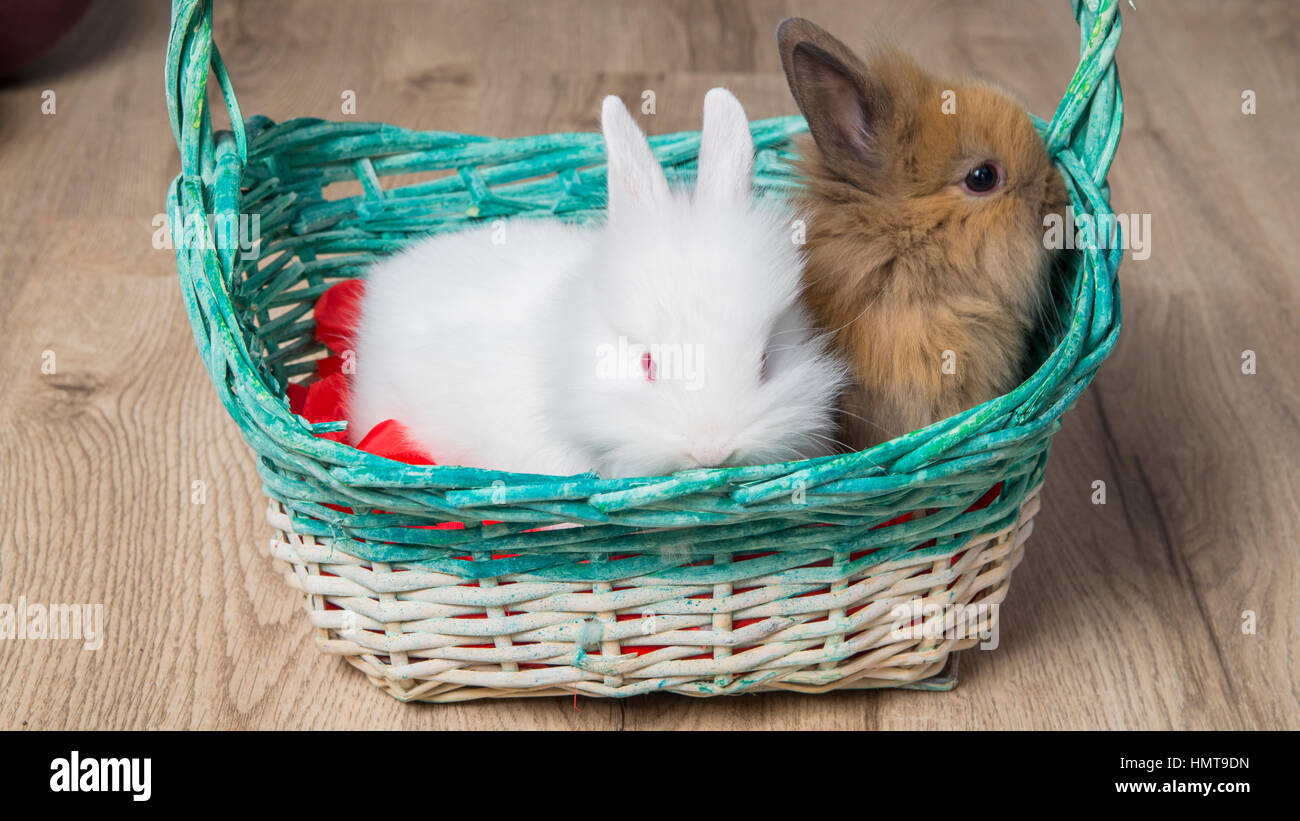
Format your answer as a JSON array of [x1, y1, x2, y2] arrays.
[[164, 0, 1124, 702]]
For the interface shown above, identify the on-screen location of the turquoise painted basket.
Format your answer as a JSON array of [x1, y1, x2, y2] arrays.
[[165, 0, 1124, 702]]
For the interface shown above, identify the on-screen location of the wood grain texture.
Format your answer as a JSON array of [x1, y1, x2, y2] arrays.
[[0, 0, 1295, 730]]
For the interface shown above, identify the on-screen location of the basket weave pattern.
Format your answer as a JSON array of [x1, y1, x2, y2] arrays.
[[165, 0, 1124, 701], [267, 490, 1039, 700]]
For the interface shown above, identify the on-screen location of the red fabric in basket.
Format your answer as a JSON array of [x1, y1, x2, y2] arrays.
[[314, 277, 366, 356], [289, 278, 431, 460]]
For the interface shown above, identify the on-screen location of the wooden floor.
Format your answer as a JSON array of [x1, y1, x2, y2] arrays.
[[0, 0, 1296, 730]]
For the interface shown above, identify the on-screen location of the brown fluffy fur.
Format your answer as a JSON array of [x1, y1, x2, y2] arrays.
[[778, 20, 1069, 448]]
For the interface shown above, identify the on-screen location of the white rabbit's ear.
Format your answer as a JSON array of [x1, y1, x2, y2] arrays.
[[695, 87, 754, 206], [602, 95, 670, 219]]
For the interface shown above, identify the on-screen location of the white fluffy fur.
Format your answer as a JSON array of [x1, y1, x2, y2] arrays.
[[349, 89, 848, 478]]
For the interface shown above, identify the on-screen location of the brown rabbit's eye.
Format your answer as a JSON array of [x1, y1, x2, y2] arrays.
[[962, 162, 1004, 195]]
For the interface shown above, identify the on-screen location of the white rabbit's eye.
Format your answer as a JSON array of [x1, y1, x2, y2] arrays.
[[641, 351, 657, 383], [760, 351, 770, 381]]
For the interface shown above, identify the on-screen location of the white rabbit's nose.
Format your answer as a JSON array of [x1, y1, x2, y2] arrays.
[[688, 446, 734, 468]]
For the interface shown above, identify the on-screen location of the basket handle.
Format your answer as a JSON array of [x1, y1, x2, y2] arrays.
[[165, 0, 247, 183], [1045, 0, 1127, 178], [163, 0, 1120, 211]]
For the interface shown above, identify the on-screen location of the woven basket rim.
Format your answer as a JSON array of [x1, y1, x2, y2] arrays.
[[164, 0, 1124, 505]]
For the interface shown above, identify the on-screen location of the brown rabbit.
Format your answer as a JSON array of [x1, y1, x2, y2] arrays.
[[776, 18, 1069, 449]]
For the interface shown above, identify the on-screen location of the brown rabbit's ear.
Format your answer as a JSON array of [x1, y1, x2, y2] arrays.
[[777, 18, 892, 192]]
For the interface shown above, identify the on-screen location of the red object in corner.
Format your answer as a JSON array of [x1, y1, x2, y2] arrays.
[[285, 381, 309, 415], [314, 278, 366, 354], [968, 482, 1003, 513], [0, 0, 94, 79], [356, 419, 437, 465], [285, 277, 440, 464], [301, 372, 350, 442]]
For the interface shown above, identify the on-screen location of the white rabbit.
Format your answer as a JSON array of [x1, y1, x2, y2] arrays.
[[348, 88, 848, 478]]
